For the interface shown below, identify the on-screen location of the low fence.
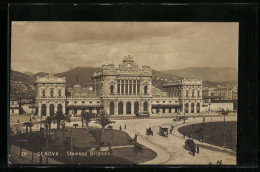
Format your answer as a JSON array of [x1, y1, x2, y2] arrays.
[[10, 145, 63, 165]]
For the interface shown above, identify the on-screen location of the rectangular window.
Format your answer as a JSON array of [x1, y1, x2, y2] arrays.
[[133, 80, 136, 94], [74, 101, 77, 104], [12, 109, 14, 113], [82, 101, 85, 104], [125, 80, 128, 94], [129, 82, 132, 94], [169, 101, 171, 103], [163, 101, 165, 103], [137, 81, 140, 94], [117, 80, 120, 94], [121, 80, 124, 94], [89, 101, 92, 104]]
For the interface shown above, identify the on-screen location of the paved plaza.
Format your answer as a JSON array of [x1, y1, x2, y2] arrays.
[[11, 114, 237, 165]]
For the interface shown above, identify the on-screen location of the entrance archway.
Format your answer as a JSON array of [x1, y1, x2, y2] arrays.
[[41, 104, 46, 116], [118, 102, 123, 115], [57, 104, 63, 114], [50, 104, 54, 116], [143, 101, 148, 111], [110, 102, 114, 115], [185, 103, 189, 113], [126, 102, 131, 114], [134, 102, 139, 114], [196, 103, 200, 113], [191, 103, 194, 113]]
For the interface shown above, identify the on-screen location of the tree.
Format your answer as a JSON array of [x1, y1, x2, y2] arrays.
[[82, 111, 95, 129], [28, 122, 33, 136], [94, 110, 115, 131], [53, 111, 71, 129], [24, 122, 30, 134], [44, 116, 53, 130]]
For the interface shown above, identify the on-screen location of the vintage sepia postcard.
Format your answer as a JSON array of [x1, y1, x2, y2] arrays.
[[9, 22, 238, 165]]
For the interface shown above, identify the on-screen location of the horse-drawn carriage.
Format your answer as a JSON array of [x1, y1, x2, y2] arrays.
[[185, 139, 196, 156], [146, 128, 153, 136], [158, 126, 168, 137]]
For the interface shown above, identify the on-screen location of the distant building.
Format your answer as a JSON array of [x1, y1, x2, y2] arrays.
[[35, 74, 66, 116], [33, 56, 210, 116], [10, 99, 20, 115]]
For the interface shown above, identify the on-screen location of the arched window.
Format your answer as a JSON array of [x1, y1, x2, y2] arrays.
[[144, 86, 148, 94], [196, 103, 200, 113], [110, 102, 114, 115], [41, 104, 46, 116], [192, 91, 195, 97], [42, 90, 46, 97], [110, 85, 114, 94], [185, 103, 189, 113], [191, 103, 194, 113], [186, 91, 189, 97], [57, 104, 62, 114], [50, 90, 54, 97], [58, 90, 62, 97], [197, 91, 200, 97], [134, 102, 139, 114], [118, 102, 123, 115], [50, 104, 54, 116], [143, 102, 148, 111], [126, 102, 131, 114]]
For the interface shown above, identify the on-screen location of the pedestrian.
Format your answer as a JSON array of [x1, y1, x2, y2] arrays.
[[217, 160, 219, 165], [171, 125, 173, 130], [170, 129, 172, 134], [134, 134, 137, 141], [119, 125, 122, 130], [197, 145, 199, 154], [219, 160, 222, 165], [124, 125, 126, 130], [183, 132, 185, 138], [17, 119, 19, 123], [30, 118, 32, 122]]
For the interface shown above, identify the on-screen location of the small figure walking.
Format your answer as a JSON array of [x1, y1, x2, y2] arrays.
[[17, 119, 19, 123], [170, 129, 172, 134], [171, 125, 173, 130], [183, 132, 186, 138], [217, 160, 219, 165], [134, 134, 137, 142], [124, 125, 126, 130], [197, 145, 199, 154], [119, 125, 122, 131], [219, 160, 222, 165]]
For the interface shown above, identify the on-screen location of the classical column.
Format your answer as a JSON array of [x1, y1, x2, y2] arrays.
[[54, 104, 57, 114], [131, 80, 134, 95], [46, 104, 50, 116], [148, 101, 152, 114], [114, 101, 118, 115], [63, 103, 66, 114], [131, 101, 134, 115], [123, 101, 126, 115], [194, 104, 197, 113], [38, 104, 41, 116], [188, 103, 191, 113]]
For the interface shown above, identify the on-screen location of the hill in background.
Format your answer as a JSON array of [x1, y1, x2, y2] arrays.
[[163, 67, 238, 82]]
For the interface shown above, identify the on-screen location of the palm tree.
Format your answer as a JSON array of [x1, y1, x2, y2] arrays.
[[28, 122, 33, 136], [82, 111, 95, 129], [53, 111, 71, 129], [24, 122, 30, 134], [44, 122, 49, 138], [44, 116, 53, 130], [94, 110, 115, 131]]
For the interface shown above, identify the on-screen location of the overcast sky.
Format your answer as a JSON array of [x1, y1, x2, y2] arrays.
[[11, 22, 238, 74]]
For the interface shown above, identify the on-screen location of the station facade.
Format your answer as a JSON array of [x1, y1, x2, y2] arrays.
[[35, 55, 203, 116]]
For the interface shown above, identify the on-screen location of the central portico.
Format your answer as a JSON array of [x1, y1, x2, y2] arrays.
[[92, 55, 152, 115]]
